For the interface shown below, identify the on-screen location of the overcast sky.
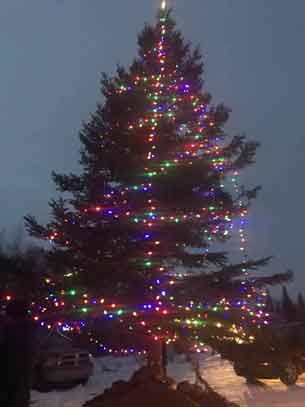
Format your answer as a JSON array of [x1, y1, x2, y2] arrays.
[[0, 0, 304, 292]]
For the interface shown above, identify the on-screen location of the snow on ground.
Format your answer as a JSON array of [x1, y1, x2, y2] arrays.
[[31, 353, 305, 407], [31, 356, 139, 407]]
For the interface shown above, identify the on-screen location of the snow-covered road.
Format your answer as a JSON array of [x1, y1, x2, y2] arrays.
[[31, 354, 305, 407]]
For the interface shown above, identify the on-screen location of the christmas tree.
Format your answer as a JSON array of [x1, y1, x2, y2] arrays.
[[25, 2, 289, 356]]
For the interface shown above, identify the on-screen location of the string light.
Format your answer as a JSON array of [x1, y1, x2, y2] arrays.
[[5, 4, 271, 355]]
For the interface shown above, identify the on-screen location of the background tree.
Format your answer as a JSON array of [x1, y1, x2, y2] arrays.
[[297, 292, 305, 321], [275, 300, 282, 314], [0, 245, 47, 300], [25, 3, 289, 356], [265, 289, 274, 313], [281, 286, 296, 321], [0, 228, 6, 253]]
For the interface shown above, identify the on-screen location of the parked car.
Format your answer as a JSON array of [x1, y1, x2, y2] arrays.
[[220, 322, 305, 385], [32, 328, 94, 391], [232, 349, 302, 385]]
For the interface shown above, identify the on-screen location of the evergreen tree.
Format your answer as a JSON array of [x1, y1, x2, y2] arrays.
[[297, 292, 305, 321], [25, 3, 290, 354], [0, 247, 46, 299], [275, 301, 282, 314], [281, 286, 296, 321], [265, 290, 274, 313]]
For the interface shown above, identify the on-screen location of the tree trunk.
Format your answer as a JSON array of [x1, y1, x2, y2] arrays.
[[147, 339, 168, 379]]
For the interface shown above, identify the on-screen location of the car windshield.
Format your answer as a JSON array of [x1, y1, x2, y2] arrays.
[[37, 329, 72, 349]]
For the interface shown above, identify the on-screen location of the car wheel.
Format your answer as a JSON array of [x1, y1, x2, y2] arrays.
[[233, 363, 257, 383], [279, 361, 298, 386], [34, 378, 53, 393], [32, 368, 52, 393], [233, 362, 243, 376], [80, 378, 89, 386], [233, 363, 248, 377]]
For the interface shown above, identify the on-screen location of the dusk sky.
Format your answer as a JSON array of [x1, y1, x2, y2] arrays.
[[0, 1, 304, 292]]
